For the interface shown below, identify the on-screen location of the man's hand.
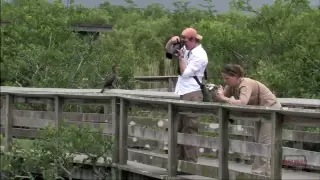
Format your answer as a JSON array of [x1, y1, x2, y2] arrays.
[[170, 36, 180, 44], [177, 49, 183, 58]]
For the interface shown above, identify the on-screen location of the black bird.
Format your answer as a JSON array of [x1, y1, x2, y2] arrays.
[[100, 63, 119, 93]]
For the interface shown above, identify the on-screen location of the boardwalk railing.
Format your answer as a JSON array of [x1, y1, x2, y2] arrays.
[[0, 86, 320, 180], [134, 76, 178, 92]]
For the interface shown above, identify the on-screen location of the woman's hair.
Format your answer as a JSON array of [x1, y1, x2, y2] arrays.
[[222, 64, 244, 77]]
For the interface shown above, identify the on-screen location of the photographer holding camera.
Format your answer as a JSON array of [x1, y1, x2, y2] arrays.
[[165, 27, 208, 164]]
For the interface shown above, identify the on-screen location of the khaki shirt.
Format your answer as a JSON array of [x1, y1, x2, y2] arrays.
[[224, 78, 277, 106]]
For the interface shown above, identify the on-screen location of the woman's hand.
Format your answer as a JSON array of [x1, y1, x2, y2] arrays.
[[216, 86, 225, 100]]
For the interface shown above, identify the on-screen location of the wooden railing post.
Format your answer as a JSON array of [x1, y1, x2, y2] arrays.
[[4, 94, 13, 152], [54, 96, 64, 128], [112, 97, 120, 164], [218, 107, 229, 180], [271, 112, 283, 180], [168, 103, 178, 178], [119, 98, 128, 165]]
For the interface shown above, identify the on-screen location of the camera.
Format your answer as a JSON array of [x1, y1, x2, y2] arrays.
[[171, 41, 184, 57]]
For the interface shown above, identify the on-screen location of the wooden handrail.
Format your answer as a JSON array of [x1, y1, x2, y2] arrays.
[[1, 86, 320, 108]]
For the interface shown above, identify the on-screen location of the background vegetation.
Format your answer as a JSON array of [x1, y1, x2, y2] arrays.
[[1, 0, 319, 98]]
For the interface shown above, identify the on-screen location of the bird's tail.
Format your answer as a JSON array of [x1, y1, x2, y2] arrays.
[[100, 88, 105, 93]]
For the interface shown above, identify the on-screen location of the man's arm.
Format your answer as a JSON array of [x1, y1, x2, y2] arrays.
[[165, 39, 173, 59], [165, 39, 173, 53], [165, 36, 180, 59]]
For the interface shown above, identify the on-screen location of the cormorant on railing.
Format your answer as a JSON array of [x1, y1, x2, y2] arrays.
[[100, 62, 119, 93]]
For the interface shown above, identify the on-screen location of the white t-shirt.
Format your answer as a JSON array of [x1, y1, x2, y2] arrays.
[[174, 44, 208, 95]]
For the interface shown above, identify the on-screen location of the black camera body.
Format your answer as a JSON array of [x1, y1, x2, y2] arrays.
[[171, 41, 184, 57]]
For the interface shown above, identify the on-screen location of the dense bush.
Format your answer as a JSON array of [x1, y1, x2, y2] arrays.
[[1, 0, 319, 98], [0, 122, 114, 179]]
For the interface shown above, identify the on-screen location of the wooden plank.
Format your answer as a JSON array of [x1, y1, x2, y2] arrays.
[[134, 88, 170, 92], [72, 26, 112, 33], [279, 98, 320, 108], [63, 98, 112, 105], [14, 96, 53, 104], [116, 162, 170, 180], [168, 103, 178, 177], [117, 161, 218, 180], [0, 128, 163, 150], [283, 115, 320, 126], [134, 76, 178, 81], [127, 148, 320, 180], [271, 112, 284, 180], [218, 107, 229, 180], [229, 111, 270, 122], [0, 128, 40, 138], [0, 86, 179, 99], [4, 94, 13, 151], [119, 98, 129, 165]]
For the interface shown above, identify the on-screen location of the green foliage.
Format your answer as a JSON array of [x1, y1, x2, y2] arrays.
[[1, 0, 319, 98], [1, 121, 113, 179]]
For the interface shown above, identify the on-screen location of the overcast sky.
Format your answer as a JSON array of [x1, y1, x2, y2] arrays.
[[48, 0, 319, 12]]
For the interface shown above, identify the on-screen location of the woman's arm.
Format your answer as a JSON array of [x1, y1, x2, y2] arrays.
[[218, 86, 252, 105], [223, 85, 232, 97]]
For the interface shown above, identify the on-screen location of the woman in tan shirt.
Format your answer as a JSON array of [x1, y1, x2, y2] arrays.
[[215, 64, 282, 176]]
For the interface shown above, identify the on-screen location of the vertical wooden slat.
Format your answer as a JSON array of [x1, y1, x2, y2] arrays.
[[218, 107, 229, 180], [168, 78, 174, 92], [119, 98, 128, 165], [254, 121, 261, 143], [104, 104, 112, 115], [271, 111, 283, 180], [293, 125, 303, 149], [54, 96, 64, 128], [168, 103, 178, 177], [46, 101, 53, 111], [112, 97, 120, 164], [4, 94, 13, 152]]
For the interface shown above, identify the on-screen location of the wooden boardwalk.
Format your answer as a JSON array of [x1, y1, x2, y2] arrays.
[[0, 86, 319, 180]]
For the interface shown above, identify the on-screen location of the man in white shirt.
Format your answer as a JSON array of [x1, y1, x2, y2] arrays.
[[165, 27, 208, 163]]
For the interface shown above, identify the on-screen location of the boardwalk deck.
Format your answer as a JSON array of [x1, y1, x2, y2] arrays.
[[128, 148, 320, 180], [3, 143, 317, 180], [117, 161, 218, 180]]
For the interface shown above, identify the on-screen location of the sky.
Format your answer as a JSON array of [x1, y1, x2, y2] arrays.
[[48, 0, 320, 12]]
